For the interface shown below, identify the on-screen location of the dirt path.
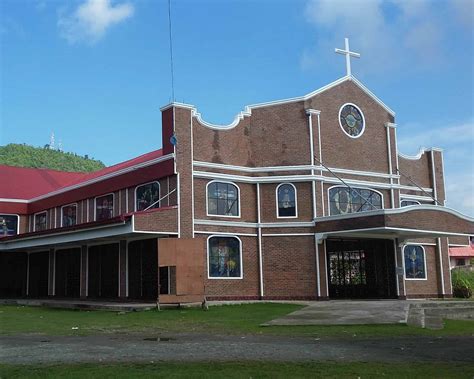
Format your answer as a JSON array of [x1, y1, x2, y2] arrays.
[[1, 334, 473, 364]]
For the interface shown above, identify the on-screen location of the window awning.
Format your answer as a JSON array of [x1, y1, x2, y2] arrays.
[[315, 205, 474, 242]]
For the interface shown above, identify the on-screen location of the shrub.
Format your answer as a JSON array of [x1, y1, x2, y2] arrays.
[[451, 269, 474, 298]]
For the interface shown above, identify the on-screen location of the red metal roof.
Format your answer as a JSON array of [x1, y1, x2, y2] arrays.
[[0, 149, 163, 200], [449, 246, 474, 258], [0, 165, 86, 200]]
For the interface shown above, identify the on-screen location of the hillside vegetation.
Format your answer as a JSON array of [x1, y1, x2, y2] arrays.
[[0, 144, 105, 173]]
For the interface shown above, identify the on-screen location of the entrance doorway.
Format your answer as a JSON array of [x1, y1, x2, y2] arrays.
[[28, 251, 49, 298], [55, 248, 81, 298], [128, 239, 158, 300], [88, 244, 119, 299], [326, 239, 396, 299]]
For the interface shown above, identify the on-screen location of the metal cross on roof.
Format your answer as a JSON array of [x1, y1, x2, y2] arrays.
[[335, 38, 360, 77]]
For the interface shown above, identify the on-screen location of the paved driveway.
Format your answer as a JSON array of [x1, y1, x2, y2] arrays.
[[1, 334, 473, 364], [265, 300, 410, 326]]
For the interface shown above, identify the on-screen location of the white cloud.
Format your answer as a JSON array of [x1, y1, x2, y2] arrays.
[[397, 120, 474, 216], [58, 0, 134, 45], [302, 0, 444, 75]]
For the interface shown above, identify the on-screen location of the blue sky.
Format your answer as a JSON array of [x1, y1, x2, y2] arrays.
[[0, 0, 473, 215]]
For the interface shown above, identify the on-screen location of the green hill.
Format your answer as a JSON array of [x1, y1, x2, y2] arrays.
[[0, 144, 105, 173]]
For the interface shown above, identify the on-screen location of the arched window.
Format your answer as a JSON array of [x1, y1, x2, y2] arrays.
[[208, 236, 242, 279], [276, 183, 297, 218], [403, 245, 427, 279], [401, 199, 420, 207], [136, 181, 160, 211], [329, 186, 382, 215], [207, 181, 240, 217]]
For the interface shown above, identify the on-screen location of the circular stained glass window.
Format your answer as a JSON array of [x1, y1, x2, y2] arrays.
[[338, 103, 365, 138]]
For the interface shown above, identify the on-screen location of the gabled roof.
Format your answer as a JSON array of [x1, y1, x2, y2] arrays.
[[0, 149, 163, 201], [0, 165, 86, 200]]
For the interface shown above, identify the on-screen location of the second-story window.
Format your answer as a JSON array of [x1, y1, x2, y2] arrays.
[[329, 186, 383, 215], [95, 194, 114, 221], [0, 214, 19, 236], [34, 212, 47, 232], [277, 183, 297, 218], [136, 182, 160, 211], [207, 181, 240, 217], [401, 199, 421, 207], [61, 204, 77, 227]]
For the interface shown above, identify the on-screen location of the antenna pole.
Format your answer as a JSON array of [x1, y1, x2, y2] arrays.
[[168, 0, 175, 102]]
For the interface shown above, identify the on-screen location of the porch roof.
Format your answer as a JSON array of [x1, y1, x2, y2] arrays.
[[0, 206, 178, 251], [314, 205, 474, 242]]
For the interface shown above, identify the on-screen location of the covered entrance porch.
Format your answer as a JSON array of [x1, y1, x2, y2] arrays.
[[326, 238, 396, 299], [315, 205, 474, 300]]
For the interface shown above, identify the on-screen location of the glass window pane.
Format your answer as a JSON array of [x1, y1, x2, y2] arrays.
[[208, 237, 241, 278], [35, 212, 47, 231], [96, 194, 114, 221], [0, 214, 18, 236], [207, 182, 239, 216], [62, 205, 77, 227], [136, 182, 160, 211], [404, 245, 426, 279], [329, 187, 382, 215], [278, 184, 296, 217]]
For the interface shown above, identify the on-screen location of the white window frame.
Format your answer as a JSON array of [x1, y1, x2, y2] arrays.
[[206, 180, 241, 218], [402, 244, 428, 281], [327, 185, 384, 216], [94, 193, 115, 221], [207, 235, 243, 280], [33, 211, 48, 232], [0, 213, 20, 235], [400, 199, 421, 207], [338, 102, 366, 139], [275, 183, 298, 219], [60, 203, 78, 227], [134, 181, 161, 212]]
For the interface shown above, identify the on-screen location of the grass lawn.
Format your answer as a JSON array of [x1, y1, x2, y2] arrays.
[[1, 303, 474, 337], [1, 362, 474, 379]]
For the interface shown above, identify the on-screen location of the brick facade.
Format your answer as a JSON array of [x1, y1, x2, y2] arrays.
[[1, 75, 473, 302]]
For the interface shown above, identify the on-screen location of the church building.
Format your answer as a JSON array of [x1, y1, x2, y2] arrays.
[[1, 39, 473, 302]]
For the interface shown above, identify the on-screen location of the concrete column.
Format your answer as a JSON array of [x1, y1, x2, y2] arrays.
[[80, 245, 88, 299], [395, 240, 406, 299], [119, 240, 127, 298], [318, 240, 329, 299], [48, 248, 55, 297], [436, 237, 452, 298]]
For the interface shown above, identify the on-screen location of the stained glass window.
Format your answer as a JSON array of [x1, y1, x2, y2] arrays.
[[207, 182, 239, 216], [136, 182, 160, 211], [0, 214, 19, 236], [34, 212, 47, 232], [339, 104, 365, 138], [62, 204, 77, 227], [277, 184, 297, 217], [329, 187, 382, 215], [404, 245, 426, 279], [95, 194, 114, 221], [401, 200, 420, 207], [208, 236, 242, 278]]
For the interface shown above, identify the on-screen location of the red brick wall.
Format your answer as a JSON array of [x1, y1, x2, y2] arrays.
[[204, 236, 260, 299], [262, 236, 317, 299]]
